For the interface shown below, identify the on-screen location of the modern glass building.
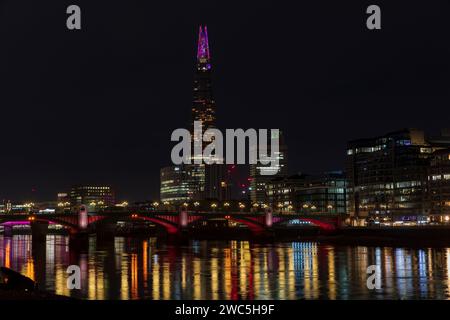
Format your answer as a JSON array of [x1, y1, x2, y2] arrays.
[[346, 128, 450, 224], [160, 166, 194, 204]]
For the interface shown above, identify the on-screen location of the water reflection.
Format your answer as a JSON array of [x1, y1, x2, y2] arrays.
[[1, 234, 450, 300]]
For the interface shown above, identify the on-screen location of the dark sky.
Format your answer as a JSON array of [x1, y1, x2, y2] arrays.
[[0, 0, 449, 202]]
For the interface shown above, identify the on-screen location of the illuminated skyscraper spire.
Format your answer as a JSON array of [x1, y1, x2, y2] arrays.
[[192, 25, 215, 129], [197, 25, 211, 69]]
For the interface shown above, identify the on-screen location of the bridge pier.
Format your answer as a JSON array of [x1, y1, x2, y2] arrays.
[[66, 204, 92, 250], [179, 209, 188, 228], [174, 209, 189, 243], [30, 220, 49, 243], [78, 205, 89, 230], [31, 235, 47, 289], [265, 208, 273, 228]]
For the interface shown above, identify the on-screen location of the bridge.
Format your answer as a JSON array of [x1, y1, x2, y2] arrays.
[[0, 206, 341, 240]]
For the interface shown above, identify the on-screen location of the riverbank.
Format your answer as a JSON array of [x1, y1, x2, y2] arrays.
[[0, 267, 72, 300]]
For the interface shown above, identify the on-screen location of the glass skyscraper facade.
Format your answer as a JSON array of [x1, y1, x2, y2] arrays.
[[160, 166, 193, 204]]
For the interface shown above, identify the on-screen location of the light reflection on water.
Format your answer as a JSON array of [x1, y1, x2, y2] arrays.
[[1, 234, 450, 300]]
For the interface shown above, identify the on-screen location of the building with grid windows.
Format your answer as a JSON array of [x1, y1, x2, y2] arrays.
[[429, 148, 450, 222], [70, 185, 115, 212], [160, 165, 194, 204], [346, 128, 450, 224], [266, 171, 346, 215]]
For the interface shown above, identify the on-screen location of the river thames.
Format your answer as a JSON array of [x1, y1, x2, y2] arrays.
[[1, 234, 450, 300]]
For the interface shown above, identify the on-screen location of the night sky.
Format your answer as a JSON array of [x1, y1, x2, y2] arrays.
[[0, 0, 449, 202]]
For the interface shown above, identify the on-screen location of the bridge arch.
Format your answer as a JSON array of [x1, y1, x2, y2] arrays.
[[272, 216, 337, 231], [187, 215, 268, 234], [1, 217, 80, 233], [228, 217, 266, 234], [134, 216, 179, 234]]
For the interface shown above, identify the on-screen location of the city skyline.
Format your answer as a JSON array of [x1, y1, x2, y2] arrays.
[[2, 0, 450, 306], [0, 1, 449, 202]]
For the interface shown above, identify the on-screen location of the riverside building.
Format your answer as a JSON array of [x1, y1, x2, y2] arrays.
[[346, 128, 450, 225]]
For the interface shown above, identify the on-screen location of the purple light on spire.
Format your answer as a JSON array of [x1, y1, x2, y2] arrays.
[[197, 25, 210, 63]]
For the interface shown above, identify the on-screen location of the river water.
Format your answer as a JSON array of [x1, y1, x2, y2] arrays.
[[1, 234, 450, 300]]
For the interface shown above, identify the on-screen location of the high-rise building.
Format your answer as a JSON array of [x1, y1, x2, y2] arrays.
[[159, 26, 227, 203], [346, 128, 450, 224], [185, 25, 227, 201], [160, 165, 194, 204], [250, 130, 288, 204], [70, 185, 115, 212], [266, 171, 347, 215], [192, 25, 216, 132]]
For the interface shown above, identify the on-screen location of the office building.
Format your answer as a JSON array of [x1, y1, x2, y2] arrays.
[[429, 148, 450, 221], [267, 171, 346, 215], [346, 128, 450, 223], [160, 165, 194, 204], [70, 185, 115, 212]]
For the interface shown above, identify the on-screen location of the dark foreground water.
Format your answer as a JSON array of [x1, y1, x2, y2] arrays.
[[1, 234, 450, 300]]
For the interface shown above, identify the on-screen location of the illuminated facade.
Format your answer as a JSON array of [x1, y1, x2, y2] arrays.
[[266, 172, 347, 214], [192, 25, 215, 132], [56, 192, 71, 213], [250, 130, 288, 204], [428, 148, 450, 221], [70, 185, 115, 212], [0, 201, 33, 214], [160, 166, 194, 204], [346, 129, 450, 222]]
